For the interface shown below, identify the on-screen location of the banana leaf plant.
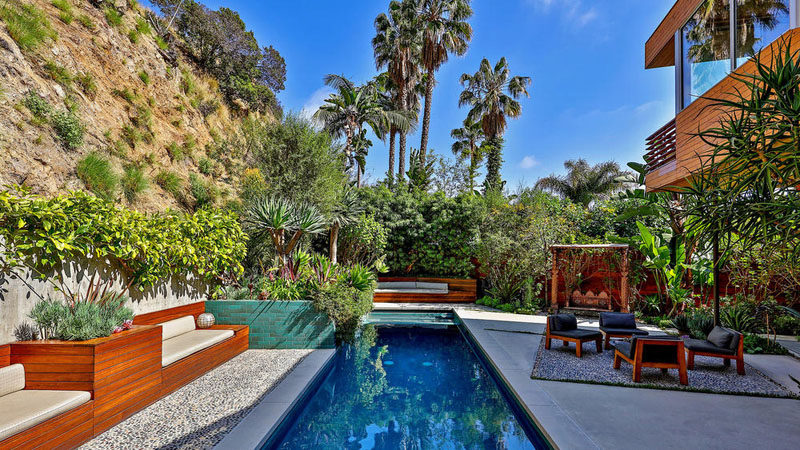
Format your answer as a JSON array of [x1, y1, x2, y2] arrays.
[[633, 222, 691, 317]]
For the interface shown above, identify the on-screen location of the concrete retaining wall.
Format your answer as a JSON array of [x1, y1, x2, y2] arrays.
[[205, 300, 335, 349]]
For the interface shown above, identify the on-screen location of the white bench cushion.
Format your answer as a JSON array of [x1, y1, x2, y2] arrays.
[[162, 329, 234, 367], [414, 282, 448, 291], [0, 389, 90, 441], [376, 281, 416, 289], [374, 288, 449, 294], [160, 315, 197, 341], [0, 364, 25, 397]]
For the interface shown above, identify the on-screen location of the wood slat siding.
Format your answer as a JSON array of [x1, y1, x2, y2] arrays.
[[0, 401, 94, 450], [160, 325, 249, 396], [0, 344, 9, 367], [375, 277, 477, 303], [133, 301, 206, 325], [645, 0, 702, 69], [646, 28, 800, 190]]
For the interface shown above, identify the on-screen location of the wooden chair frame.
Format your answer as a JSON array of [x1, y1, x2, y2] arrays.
[[544, 318, 602, 358], [613, 338, 688, 385], [686, 334, 745, 375], [601, 331, 641, 350]]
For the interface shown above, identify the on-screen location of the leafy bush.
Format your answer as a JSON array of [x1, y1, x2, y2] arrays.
[[77, 153, 117, 201], [687, 310, 715, 339], [128, 29, 140, 43], [361, 185, 482, 276], [29, 297, 133, 341], [13, 322, 39, 341], [121, 165, 149, 203], [180, 68, 196, 94], [135, 16, 151, 35], [0, 3, 57, 51], [670, 314, 690, 334], [338, 213, 388, 267], [312, 279, 374, 344], [155, 170, 182, 198], [198, 157, 213, 175], [44, 60, 72, 87], [23, 91, 52, 121], [744, 333, 790, 355], [51, 109, 85, 149], [189, 173, 216, 208], [0, 188, 247, 287], [721, 304, 758, 333], [75, 72, 97, 98], [774, 314, 800, 336]]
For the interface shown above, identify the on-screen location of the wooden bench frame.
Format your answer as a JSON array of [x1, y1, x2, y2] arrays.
[[0, 344, 95, 449], [544, 319, 602, 358], [134, 302, 250, 397], [374, 277, 477, 303], [613, 338, 688, 385], [685, 334, 745, 375]]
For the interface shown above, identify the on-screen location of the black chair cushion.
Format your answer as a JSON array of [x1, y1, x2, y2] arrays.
[[616, 336, 681, 363], [599, 312, 636, 329], [613, 340, 634, 359], [550, 328, 602, 340], [684, 338, 735, 355], [550, 314, 577, 332], [707, 326, 740, 352], [600, 327, 649, 336]]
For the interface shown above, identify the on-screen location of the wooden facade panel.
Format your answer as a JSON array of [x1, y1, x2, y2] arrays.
[[133, 301, 206, 325], [648, 28, 800, 190], [0, 344, 9, 367], [645, 0, 701, 69]]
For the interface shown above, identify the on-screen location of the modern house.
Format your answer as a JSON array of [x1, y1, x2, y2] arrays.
[[644, 0, 797, 191]]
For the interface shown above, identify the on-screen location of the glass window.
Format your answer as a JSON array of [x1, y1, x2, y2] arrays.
[[682, 0, 732, 108], [735, 0, 791, 67]]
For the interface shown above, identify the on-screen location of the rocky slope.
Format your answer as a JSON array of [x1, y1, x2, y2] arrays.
[[0, 0, 259, 211]]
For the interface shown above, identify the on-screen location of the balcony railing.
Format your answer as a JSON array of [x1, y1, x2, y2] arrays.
[[644, 118, 676, 173]]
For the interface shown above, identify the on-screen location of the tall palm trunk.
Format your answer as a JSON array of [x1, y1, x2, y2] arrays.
[[419, 70, 435, 162], [398, 133, 407, 179], [329, 223, 340, 264], [357, 167, 362, 188], [388, 128, 396, 184], [468, 142, 476, 191], [484, 136, 503, 192]]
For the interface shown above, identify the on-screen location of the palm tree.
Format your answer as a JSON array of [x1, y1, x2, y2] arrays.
[[245, 197, 327, 268], [351, 129, 372, 187], [459, 57, 531, 192], [373, 0, 422, 180], [329, 186, 363, 264], [450, 118, 484, 191], [314, 74, 410, 184], [417, 0, 473, 162], [535, 159, 630, 207]]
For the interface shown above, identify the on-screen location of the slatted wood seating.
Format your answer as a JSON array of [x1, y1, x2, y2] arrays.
[[374, 277, 477, 303], [0, 352, 94, 450], [134, 302, 249, 396]]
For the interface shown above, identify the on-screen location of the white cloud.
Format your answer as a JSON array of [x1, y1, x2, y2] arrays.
[[526, 0, 598, 28], [519, 155, 541, 169], [300, 86, 333, 121]]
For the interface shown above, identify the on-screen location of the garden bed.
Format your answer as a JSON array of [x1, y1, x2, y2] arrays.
[[205, 300, 335, 349], [531, 338, 794, 397]]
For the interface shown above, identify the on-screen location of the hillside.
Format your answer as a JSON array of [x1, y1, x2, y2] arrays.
[[0, 0, 265, 212]]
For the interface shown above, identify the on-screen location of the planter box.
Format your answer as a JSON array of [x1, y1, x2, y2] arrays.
[[10, 325, 163, 434], [205, 300, 335, 349]]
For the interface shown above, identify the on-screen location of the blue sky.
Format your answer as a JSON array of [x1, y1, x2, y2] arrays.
[[175, 0, 677, 187]]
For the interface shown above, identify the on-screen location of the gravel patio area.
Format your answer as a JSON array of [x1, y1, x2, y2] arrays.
[[531, 339, 794, 397], [81, 349, 312, 450]]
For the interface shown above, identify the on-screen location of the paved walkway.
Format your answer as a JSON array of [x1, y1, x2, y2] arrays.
[[81, 349, 312, 450], [778, 337, 800, 357], [456, 309, 800, 450]]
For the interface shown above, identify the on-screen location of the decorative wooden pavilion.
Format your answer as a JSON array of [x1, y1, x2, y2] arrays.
[[550, 244, 630, 313]]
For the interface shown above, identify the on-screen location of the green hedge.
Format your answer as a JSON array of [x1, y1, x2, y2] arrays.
[[0, 188, 247, 288]]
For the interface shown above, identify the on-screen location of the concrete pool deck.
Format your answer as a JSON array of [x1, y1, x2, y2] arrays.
[[455, 309, 800, 450]]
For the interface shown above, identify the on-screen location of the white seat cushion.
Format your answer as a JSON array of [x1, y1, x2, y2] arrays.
[[376, 281, 416, 289], [0, 389, 90, 441], [375, 288, 449, 294], [414, 282, 449, 291], [162, 329, 234, 367], [0, 364, 25, 397], [159, 315, 197, 341]]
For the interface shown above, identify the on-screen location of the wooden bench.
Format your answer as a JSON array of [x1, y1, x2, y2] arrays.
[[134, 302, 249, 397], [374, 277, 477, 303], [0, 346, 95, 449]]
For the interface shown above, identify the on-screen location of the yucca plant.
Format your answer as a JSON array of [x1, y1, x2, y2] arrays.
[[721, 304, 757, 333]]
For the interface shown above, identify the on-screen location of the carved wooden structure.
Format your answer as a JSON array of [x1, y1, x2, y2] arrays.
[[550, 244, 630, 313]]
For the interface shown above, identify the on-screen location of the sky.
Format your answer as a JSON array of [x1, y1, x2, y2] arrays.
[[169, 0, 678, 187]]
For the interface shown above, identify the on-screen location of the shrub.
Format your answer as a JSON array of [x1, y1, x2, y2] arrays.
[[189, 173, 216, 208], [687, 310, 715, 340], [721, 304, 758, 333], [138, 70, 150, 85], [128, 28, 139, 44], [121, 165, 148, 203], [135, 16, 150, 35], [774, 314, 800, 336], [154, 34, 168, 50], [13, 322, 39, 341], [75, 72, 97, 97], [51, 109, 85, 149], [167, 141, 184, 161], [112, 88, 136, 103], [44, 60, 72, 87], [77, 14, 95, 30], [104, 6, 122, 27], [29, 296, 133, 341], [180, 69, 196, 94], [338, 213, 388, 267], [51, 0, 73, 24], [312, 280, 374, 344], [0, 3, 57, 51], [121, 124, 142, 148], [198, 157, 213, 175], [23, 91, 52, 121], [76, 152, 117, 201], [744, 333, 790, 355]]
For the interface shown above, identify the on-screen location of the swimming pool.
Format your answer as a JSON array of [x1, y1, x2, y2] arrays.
[[266, 324, 549, 449]]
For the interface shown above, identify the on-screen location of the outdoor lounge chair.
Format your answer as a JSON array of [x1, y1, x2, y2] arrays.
[[613, 335, 688, 385], [545, 314, 603, 357], [599, 312, 649, 349], [683, 326, 745, 375]]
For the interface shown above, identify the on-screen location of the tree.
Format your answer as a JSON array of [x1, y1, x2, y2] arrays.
[[416, 0, 473, 162], [313, 74, 411, 185], [245, 197, 327, 268], [373, 0, 422, 180], [328, 187, 363, 264], [450, 119, 485, 191], [458, 57, 531, 192], [535, 159, 629, 207]]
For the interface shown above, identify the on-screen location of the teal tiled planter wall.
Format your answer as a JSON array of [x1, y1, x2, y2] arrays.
[[205, 300, 335, 349]]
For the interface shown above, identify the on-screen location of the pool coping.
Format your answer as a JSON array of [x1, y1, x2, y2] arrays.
[[213, 348, 336, 450]]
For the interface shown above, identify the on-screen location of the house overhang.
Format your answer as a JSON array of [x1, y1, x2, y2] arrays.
[[645, 0, 702, 69]]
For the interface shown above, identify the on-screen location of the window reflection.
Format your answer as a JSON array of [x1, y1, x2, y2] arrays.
[[735, 0, 790, 66], [682, 0, 732, 108]]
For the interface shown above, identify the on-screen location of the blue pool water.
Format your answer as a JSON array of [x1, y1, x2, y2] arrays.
[[270, 325, 546, 449]]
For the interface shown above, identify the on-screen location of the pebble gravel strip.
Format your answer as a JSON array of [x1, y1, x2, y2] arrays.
[[531, 339, 793, 397], [81, 349, 313, 450]]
